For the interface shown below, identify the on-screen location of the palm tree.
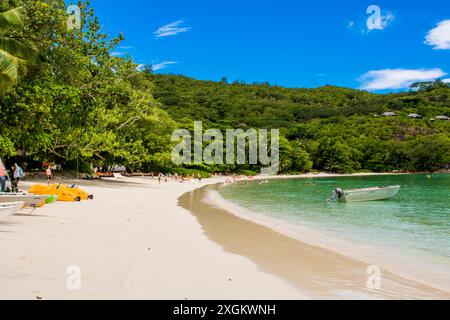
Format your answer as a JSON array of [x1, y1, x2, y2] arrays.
[[0, 6, 36, 93]]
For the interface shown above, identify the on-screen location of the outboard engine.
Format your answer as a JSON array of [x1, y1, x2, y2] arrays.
[[335, 188, 344, 199], [328, 188, 344, 202]]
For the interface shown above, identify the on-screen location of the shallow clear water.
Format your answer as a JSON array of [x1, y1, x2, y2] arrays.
[[218, 174, 450, 264]]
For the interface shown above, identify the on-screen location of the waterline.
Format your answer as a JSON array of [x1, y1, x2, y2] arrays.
[[179, 178, 450, 299], [216, 174, 450, 293]]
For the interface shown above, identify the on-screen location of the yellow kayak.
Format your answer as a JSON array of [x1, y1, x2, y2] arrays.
[[29, 184, 93, 202]]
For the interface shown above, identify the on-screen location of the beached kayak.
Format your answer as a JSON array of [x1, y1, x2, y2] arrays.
[[29, 184, 93, 202]]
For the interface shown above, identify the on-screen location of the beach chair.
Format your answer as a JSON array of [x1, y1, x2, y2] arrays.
[[113, 173, 127, 179]]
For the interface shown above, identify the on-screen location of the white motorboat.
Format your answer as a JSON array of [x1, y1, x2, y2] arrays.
[[0, 202, 25, 222], [0, 193, 47, 207], [330, 185, 401, 203]]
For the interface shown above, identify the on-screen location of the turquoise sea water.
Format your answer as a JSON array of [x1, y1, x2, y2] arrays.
[[218, 174, 450, 271]]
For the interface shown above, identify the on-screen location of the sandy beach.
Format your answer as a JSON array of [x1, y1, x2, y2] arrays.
[[0, 177, 305, 300], [0, 174, 449, 300]]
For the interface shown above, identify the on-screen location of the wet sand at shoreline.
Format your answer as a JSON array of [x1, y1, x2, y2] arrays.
[[179, 184, 450, 299]]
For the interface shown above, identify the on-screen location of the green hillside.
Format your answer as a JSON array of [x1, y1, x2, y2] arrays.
[[151, 74, 450, 173], [151, 74, 450, 127]]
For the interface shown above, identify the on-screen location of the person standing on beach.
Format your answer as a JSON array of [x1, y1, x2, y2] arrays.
[[11, 163, 25, 192], [46, 166, 52, 185], [0, 158, 7, 192], [10, 163, 24, 193]]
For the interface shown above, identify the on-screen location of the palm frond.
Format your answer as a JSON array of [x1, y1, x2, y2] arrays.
[[0, 6, 26, 28], [0, 36, 37, 60], [0, 49, 19, 81], [0, 48, 27, 93], [0, 6, 34, 94]]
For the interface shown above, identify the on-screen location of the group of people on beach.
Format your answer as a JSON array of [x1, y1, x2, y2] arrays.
[[0, 159, 25, 193], [155, 172, 254, 185], [0, 158, 53, 193], [158, 173, 203, 184]]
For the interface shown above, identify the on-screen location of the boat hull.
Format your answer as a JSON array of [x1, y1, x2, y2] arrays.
[[0, 193, 48, 207], [341, 185, 401, 203], [0, 202, 25, 221]]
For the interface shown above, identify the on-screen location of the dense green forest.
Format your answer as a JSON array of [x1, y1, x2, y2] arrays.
[[1, 0, 449, 175], [151, 74, 450, 173]]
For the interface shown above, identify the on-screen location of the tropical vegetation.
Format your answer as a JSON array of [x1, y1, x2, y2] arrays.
[[0, 0, 449, 176]]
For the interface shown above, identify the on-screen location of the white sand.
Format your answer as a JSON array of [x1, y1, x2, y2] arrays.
[[0, 178, 305, 300]]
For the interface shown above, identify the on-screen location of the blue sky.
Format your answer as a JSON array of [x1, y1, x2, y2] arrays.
[[84, 0, 450, 91]]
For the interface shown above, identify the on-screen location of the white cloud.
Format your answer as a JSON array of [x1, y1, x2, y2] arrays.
[[425, 20, 450, 50], [136, 64, 146, 72], [348, 21, 355, 29], [111, 46, 133, 57], [154, 20, 191, 39], [443, 78, 450, 83], [152, 61, 178, 71], [359, 68, 447, 90], [111, 51, 126, 57], [317, 73, 328, 77]]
